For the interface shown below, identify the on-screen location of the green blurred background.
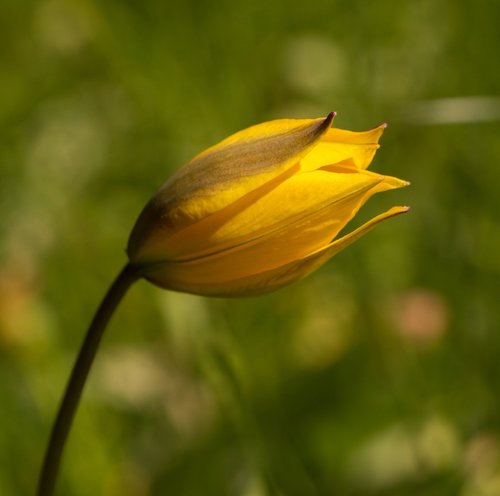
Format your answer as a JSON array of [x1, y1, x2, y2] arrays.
[[1, 0, 500, 494]]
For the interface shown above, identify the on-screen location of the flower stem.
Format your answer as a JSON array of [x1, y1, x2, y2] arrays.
[[37, 264, 140, 496]]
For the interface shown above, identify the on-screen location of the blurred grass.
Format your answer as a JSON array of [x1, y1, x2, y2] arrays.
[[1, 0, 500, 495]]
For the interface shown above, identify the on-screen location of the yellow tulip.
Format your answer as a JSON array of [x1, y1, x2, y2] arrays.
[[127, 112, 409, 296], [38, 113, 410, 496]]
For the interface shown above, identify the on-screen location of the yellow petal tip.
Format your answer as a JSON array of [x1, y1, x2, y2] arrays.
[[391, 205, 411, 215], [379, 175, 411, 190], [396, 178, 411, 188]]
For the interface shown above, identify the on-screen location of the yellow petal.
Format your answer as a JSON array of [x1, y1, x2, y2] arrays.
[[197, 113, 336, 158], [165, 113, 335, 223], [147, 166, 386, 262], [307, 205, 410, 259], [128, 113, 335, 263], [144, 206, 410, 297], [249, 205, 410, 295], [324, 123, 387, 145], [300, 123, 387, 172], [141, 189, 408, 293], [319, 162, 410, 193]]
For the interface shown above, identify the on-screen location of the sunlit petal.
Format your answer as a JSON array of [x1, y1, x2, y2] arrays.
[[160, 167, 384, 261], [301, 123, 387, 172], [128, 113, 334, 261]]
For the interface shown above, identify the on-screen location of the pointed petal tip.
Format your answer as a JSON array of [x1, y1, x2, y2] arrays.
[[374, 122, 388, 138], [379, 175, 411, 190], [323, 111, 336, 128], [396, 178, 411, 188], [361, 121, 389, 147], [392, 205, 411, 215], [369, 122, 388, 132]]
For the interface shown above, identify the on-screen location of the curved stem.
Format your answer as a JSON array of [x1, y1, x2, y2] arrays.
[[37, 264, 140, 496]]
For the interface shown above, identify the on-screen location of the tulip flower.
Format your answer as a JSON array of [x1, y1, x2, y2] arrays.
[[127, 112, 409, 296], [37, 112, 409, 496]]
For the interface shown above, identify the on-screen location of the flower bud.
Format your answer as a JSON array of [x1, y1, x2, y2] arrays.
[[127, 113, 409, 296]]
